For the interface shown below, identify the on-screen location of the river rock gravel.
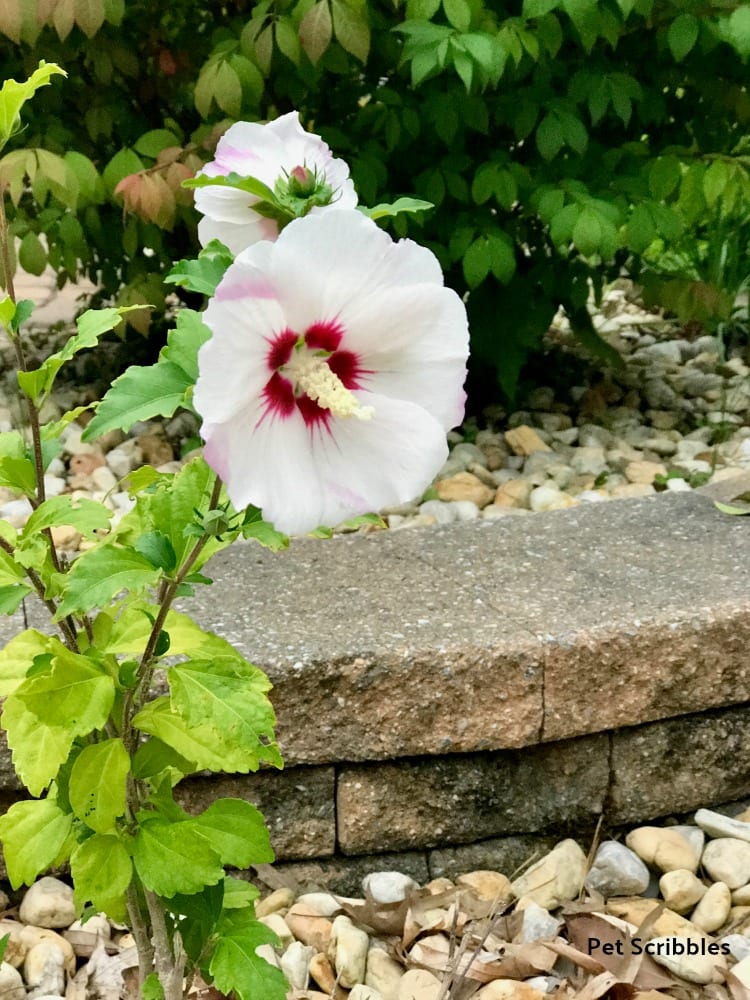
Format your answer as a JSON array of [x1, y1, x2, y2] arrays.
[[1, 282, 750, 544], [5, 811, 750, 996]]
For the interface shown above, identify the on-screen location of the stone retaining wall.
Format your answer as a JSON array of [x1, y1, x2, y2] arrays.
[[1, 490, 750, 893]]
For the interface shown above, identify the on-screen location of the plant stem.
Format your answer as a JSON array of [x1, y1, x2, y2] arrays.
[[0, 534, 77, 649], [126, 880, 155, 986], [145, 889, 185, 1000]]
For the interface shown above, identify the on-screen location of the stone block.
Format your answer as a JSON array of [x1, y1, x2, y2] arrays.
[[608, 705, 750, 824], [428, 834, 560, 880], [249, 852, 430, 897], [337, 734, 609, 854], [175, 766, 336, 861]]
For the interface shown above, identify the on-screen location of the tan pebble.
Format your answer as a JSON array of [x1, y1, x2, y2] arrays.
[[493, 480, 531, 508], [116, 932, 135, 949], [136, 432, 174, 465], [732, 884, 750, 905], [624, 460, 667, 484], [350, 986, 385, 1000], [468, 462, 498, 487], [483, 445, 508, 470], [511, 839, 587, 909], [658, 870, 706, 913], [366, 946, 404, 999], [255, 887, 295, 918], [285, 904, 333, 952], [331, 914, 369, 988], [309, 952, 346, 998], [69, 452, 105, 476], [434, 472, 495, 508], [647, 935, 726, 985], [295, 892, 342, 917], [0, 962, 24, 1000], [609, 482, 656, 498], [257, 913, 293, 948], [625, 826, 699, 872], [49, 524, 82, 551], [476, 980, 544, 999], [691, 881, 731, 932], [730, 905, 750, 924], [397, 968, 442, 1000], [702, 838, 750, 888], [736, 807, 750, 823], [605, 897, 700, 938], [423, 878, 455, 895], [504, 426, 551, 457], [456, 870, 512, 902]]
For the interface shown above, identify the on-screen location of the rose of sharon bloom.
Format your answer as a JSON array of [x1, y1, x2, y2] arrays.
[[194, 111, 357, 254], [194, 210, 469, 535]]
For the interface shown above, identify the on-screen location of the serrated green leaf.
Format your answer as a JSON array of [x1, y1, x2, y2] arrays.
[[134, 532, 177, 572], [668, 12, 699, 62], [299, 1, 333, 63], [69, 740, 129, 833], [190, 799, 274, 868], [164, 242, 234, 297], [169, 658, 279, 763], [241, 509, 288, 551], [133, 697, 282, 773], [132, 738, 193, 779], [133, 815, 224, 896], [81, 361, 190, 440], [22, 496, 110, 541], [222, 876, 260, 909], [55, 546, 161, 619], [0, 629, 56, 696], [70, 833, 131, 922], [209, 908, 289, 1000], [0, 798, 72, 888], [0, 585, 31, 615]]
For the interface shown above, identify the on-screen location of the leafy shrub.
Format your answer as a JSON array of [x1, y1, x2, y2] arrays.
[[2, 0, 750, 400]]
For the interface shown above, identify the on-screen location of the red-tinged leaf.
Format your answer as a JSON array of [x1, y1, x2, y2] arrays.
[[300, 1, 333, 63]]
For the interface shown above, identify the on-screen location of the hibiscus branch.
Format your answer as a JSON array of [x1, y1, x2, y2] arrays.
[[0, 534, 77, 650]]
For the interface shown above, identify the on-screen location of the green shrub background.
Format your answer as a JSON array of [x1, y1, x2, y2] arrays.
[[2, 0, 750, 402]]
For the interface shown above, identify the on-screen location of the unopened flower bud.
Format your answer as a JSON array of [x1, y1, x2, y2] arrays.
[[288, 165, 316, 197]]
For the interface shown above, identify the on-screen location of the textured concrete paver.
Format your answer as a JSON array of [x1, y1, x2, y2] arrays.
[[4, 492, 750, 765]]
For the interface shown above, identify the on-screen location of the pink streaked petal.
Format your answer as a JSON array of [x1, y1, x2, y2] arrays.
[[202, 405, 326, 533]]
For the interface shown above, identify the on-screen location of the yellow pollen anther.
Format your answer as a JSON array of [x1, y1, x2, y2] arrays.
[[285, 352, 374, 421]]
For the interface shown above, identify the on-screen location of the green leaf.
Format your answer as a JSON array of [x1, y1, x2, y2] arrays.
[[241, 509, 288, 551], [69, 740, 129, 833], [183, 171, 276, 204], [443, 0, 471, 31], [54, 545, 161, 619], [22, 496, 110, 541], [134, 129, 180, 158], [714, 500, 750, 516], [133, 697, 282, 773], [668, 13, 699, 62], [81, 362, 189, 439], [536, 114, 564, 161], [0, 798, 72, 888], [142, 975, 165, 1000], [0, 585, 31, 615], [703, 160, 729, 207], [331, 0, 370, 61], [132, 738, 193, 779], [364, 197, 433, 220], [0, 629, 56, 696], [70, 833, 131, 922], [18, 232, 46, 276], [0, 62, 67, 153], [223, 876, 260, 909], [2, 696, 74, 796], [209, 908, 289, 1000], [0, 295, 14, 330], [11, 649, 114, 730], [190, 799, 274, 868], [18, 307, 144, 405], [486, 231, 516, 283], [164, 242, 234, 297], [523, 0, 559, 15], [572, 206, 602, 256], [168, 658, 279, 765], [649, 155, 682, 200], [727, 7, 750, 59], [134, 532, 177, 572], [462, 237, 491, 288], [133, 815, 224, 896], [299, 1, 333, 63]]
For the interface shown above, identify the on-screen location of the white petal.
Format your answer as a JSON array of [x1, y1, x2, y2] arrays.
[[194, 184, 259, 224], [268, 211, 444, 332], [198, 214, 278, 253]]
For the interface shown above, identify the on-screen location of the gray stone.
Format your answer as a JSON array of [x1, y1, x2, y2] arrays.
[[694, 808, 750, 843], [702, 838, 750, 889], [585, 841, 650, 898], [519, 902, 562, 942]]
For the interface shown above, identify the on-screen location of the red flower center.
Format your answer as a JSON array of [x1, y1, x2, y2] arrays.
[[260, 320, 368, 428]]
